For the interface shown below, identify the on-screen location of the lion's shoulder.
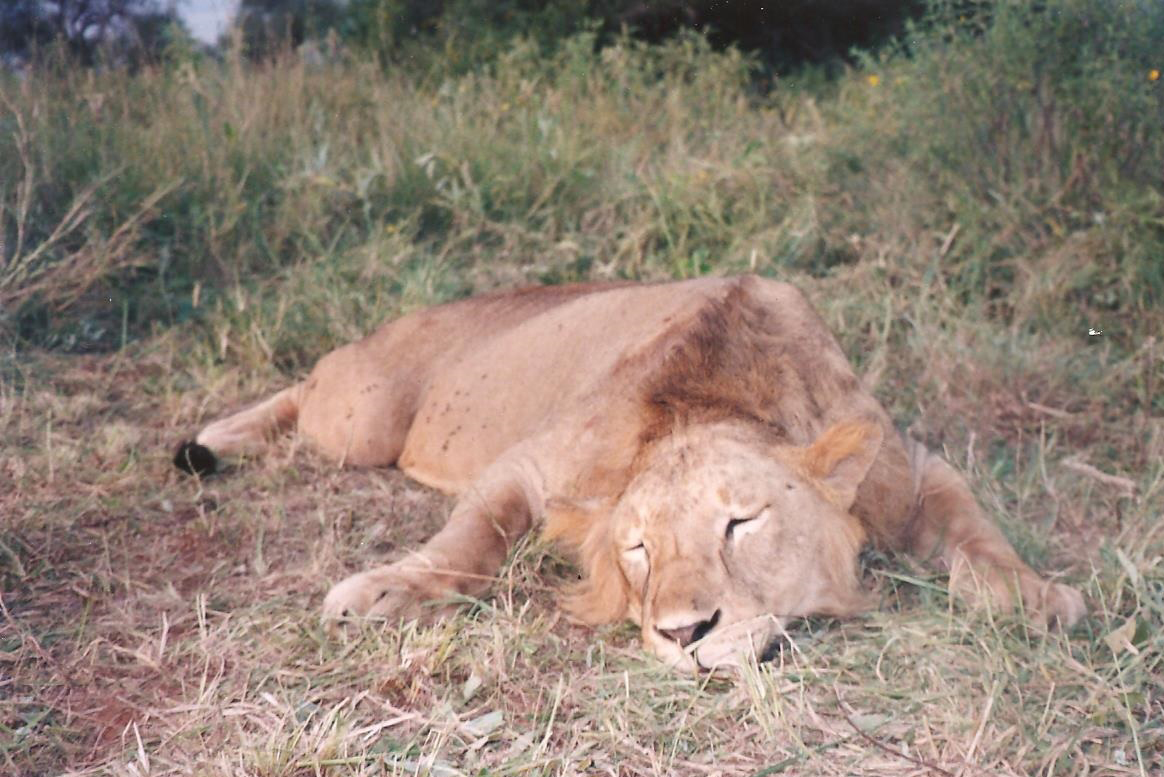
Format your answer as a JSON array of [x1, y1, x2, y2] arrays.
[[630, 276, 862, 448]]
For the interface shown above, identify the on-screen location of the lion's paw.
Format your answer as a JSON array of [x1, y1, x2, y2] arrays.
[[1042, 582, 1087, 629], [948, 557, 1087, 630], [321, 562, 458, 630]]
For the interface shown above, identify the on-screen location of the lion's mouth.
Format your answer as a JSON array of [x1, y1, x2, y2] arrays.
[[757, 635, 786, 663], [690, 638, 783, 672], [680, 614, 787, 671]]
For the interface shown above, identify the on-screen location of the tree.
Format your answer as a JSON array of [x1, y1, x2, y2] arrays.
[[317, 0, 922, 72], [0, 0, 188, 67], [616, 1, 922, 67], [233, 0, 347, 58], [225, 0, 922, 70]]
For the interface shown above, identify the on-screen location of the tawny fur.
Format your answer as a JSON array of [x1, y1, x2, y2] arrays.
[[186, 275, 1085, 669]]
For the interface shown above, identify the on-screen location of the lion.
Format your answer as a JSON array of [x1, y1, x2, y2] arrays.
[[175, 275, 1086, 670]]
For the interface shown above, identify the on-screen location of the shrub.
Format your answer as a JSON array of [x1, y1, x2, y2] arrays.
[[1, 0, 1160, 355], [827, 0, 1164, 329]]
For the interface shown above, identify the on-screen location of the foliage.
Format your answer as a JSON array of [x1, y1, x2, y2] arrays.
[[234, 0, 350, 59], [859, 0, 1164, 325], [2, 0, 1160, 353], [240, 0, 920, 71], [0, 0, 189, 67]]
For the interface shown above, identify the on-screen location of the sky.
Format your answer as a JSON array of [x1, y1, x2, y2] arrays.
[[179, 0, 238, 44]]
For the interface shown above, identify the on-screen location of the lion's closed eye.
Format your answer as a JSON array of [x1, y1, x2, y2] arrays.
[[724, 509, 768, 540]]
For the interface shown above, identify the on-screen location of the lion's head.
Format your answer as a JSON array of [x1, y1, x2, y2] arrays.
[[548, 418, 884, 671]]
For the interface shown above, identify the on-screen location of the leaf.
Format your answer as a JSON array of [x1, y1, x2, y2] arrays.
[[462, 670, 483, 702], [460, 709, 504, 738], [849, 713, 892, 732], [1114, 548, 1140, 587], [1103, 617, 1139, 656]]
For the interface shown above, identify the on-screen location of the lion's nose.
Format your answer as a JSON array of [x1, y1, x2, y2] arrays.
[[656, 609, 721, 648]]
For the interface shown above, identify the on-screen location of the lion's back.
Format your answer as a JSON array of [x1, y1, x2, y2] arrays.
[[390, 278, 739, 489], [387, 276, 866, 493]]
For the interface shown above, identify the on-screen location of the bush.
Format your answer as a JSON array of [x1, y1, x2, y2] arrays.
[[248, 0, 919, 73], [1, 0, 1160, 355], [827, 0, 1164, 329]]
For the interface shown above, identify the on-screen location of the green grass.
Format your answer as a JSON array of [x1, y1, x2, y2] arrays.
[[2, 0, 1163, 774]]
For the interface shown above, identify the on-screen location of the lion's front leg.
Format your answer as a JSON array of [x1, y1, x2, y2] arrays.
[[907, 442, 1086, 627], [322, 456, 543, 626], [322, 559, 461, 622]]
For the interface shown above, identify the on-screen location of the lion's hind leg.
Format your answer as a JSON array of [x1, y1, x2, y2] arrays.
[[907, 440, 1086, 627], [176, 336, 421, 475], [175, 384, 301, 476]]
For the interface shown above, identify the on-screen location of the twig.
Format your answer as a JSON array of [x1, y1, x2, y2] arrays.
[[1026, 401, 1073, 420], [833, 686, 955, 777], [938, 223, 961, 258], [1061, 456, 1136, 497], [963, 679, 997, 764]]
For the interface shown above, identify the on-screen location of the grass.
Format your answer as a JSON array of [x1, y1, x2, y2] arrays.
[[2, 266, 1161, 775], [2, 0, 1163, 774]]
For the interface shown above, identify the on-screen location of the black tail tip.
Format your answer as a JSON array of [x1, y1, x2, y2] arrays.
[[174, 441, 217, 477]]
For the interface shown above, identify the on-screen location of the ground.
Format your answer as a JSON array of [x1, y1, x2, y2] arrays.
[[2, 268, 1161, 776]]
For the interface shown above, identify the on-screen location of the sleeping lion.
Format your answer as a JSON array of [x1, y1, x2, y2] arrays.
[[175, 275, 1085, 670]]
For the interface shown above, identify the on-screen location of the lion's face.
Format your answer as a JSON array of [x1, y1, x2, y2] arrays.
[[608, 421, 881, 671]]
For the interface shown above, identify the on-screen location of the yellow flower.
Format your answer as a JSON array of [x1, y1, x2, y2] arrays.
[[866, 74, 880, 87], [1150, 69, 1161, 82]]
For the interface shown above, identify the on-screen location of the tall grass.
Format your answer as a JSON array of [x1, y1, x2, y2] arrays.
[[2, 0, 1161, 356]]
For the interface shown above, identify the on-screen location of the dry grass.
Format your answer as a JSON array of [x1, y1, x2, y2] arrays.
[[3, 258, 1162, 776]]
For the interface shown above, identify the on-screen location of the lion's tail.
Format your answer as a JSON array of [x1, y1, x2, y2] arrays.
[[174, 383, 302, 476]]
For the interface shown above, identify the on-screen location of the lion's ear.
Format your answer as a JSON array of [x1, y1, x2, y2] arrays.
[[799, 419, 884, 510], [543, 497, 629, 626]]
